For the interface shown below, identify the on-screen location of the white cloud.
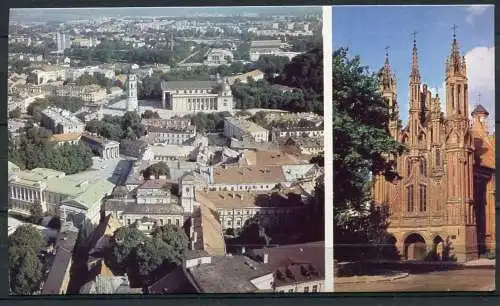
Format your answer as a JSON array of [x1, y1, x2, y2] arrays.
[[465, 5, 490, 24], [466, 46, 495, 129]]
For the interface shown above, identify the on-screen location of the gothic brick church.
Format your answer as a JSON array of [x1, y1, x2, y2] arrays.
[[372, 31, 496, 262]]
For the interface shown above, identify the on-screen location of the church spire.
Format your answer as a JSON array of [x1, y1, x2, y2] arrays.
[[446, 24, 466, 78], [410, 31, 420, 82], [379, 46, 395, 91]]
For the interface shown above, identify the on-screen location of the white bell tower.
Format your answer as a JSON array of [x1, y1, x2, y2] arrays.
[[126, 74, 138, 112]]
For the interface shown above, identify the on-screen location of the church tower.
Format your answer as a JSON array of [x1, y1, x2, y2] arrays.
[[444, 27, 477, 261], [126, 74, 138, 112], [379, 47, 399, 139], [373, 48, 399, 205], [408, 33, 422, 149], [471, 103, 489, 134]]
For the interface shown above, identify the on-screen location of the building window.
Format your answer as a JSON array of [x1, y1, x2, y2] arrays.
[[407, 185, 414, 212], [419, 185, 427, 212], [304, 287, 309, 293], [168, 219, 171, 224], [407, 160, 411, 176], [312, 285, 318, 292], [176, 219, 180, 226], [127, 219, 131, 225], [288, 289, 294, 293], [420, 158, 426, 176], [436, 149, 441, 166]]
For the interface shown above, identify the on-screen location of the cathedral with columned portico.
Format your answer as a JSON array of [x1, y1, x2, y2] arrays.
[[372, 29, 496, 262], [160, 74, 234, 113]]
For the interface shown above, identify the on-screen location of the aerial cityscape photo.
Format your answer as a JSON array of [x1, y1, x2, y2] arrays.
[[7, 6, 325, 295], [332, 5, 495, 292]]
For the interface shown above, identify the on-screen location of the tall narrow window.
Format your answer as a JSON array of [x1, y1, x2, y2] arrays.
[[435, 149, 441, 166], [419, 185, 427, 212], [420, 158, 427, 176], [407, 160, 412, 176], [451, 85, 455, 109], [407, 185, 414, 212], [457, 85, 462, 114]]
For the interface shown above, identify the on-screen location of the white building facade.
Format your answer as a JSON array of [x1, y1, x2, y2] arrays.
[[160, 79, 233, 113]]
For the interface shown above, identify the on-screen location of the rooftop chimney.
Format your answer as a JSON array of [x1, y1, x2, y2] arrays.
[[263, 253, 269, 264]]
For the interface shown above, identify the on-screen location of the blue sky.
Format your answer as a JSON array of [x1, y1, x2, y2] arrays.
[[333, 5, 495, 129]]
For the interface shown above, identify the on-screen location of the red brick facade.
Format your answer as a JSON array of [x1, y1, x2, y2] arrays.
[[372, 34, 495, 262]]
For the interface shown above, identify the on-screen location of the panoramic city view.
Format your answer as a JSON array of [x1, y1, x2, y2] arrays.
[[332, 5, 495, 292], [7, 6, 325, 294]]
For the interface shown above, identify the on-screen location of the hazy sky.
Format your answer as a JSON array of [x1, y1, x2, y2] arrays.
[[333, 5, 495, 128], [10, 6, 322, 23]]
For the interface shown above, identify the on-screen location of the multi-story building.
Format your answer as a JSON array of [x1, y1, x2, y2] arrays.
[[195, 187, 306, 230], [148, 241, 325, 293], [55, 84, 107, 103], [32, 65, 67, 85], [41, 107, 85, 134], [282, 137, 324, 156], [81, 133, 120, 160], [55, 32, 71, 53], [149, 144, 197, 162], [254, 242, 325, 293], [160, 78, 233, 113], [204, 49, 234, 66], [249, 40, 282, 61], [226, 70, 266, 85], [248, 40, 301, 61], [40, 222, 79, 295], [224, 118, 269, 143], [72, 37, 100, 48], [142, 118, 196, 145], [372, 33, 496, 262], [49, 132, 83, 147], [8, 165, 114, 228], [271, 126, 324, 141], [104, 179, 185, 232], [198, 163, 319, 194]]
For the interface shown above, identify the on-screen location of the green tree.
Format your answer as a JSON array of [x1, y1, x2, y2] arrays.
[[105, 226, 148, 273], [151, 224, 189, 261], [9, 225, 45, 295], [29, 200, 43, 224], [141, 110, 161, 119], [134, 237, 180, 287], [142, 162, 170, 179], [332, 48, 405, 209], [332, 48, 406, 261], [9, 107, 22, 119], [9, 249, 43, 295], [237, 221, 270, 249]]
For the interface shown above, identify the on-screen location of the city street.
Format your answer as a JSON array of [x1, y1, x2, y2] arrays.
[[335, 268, 495, 292]]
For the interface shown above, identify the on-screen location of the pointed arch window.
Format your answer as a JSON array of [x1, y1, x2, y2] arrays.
[[420, 158, 427, 176], [419, 184, 427, 212], [407, 185, 414, 212], [407, 159, 412, 177], [435, 149, 441, 167]]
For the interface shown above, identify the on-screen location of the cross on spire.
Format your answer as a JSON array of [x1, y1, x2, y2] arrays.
[[411, 30, 418, 44], [477, 92, 482, 103], [385, 46, 390, 57], [452, 24, 458, 39]]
